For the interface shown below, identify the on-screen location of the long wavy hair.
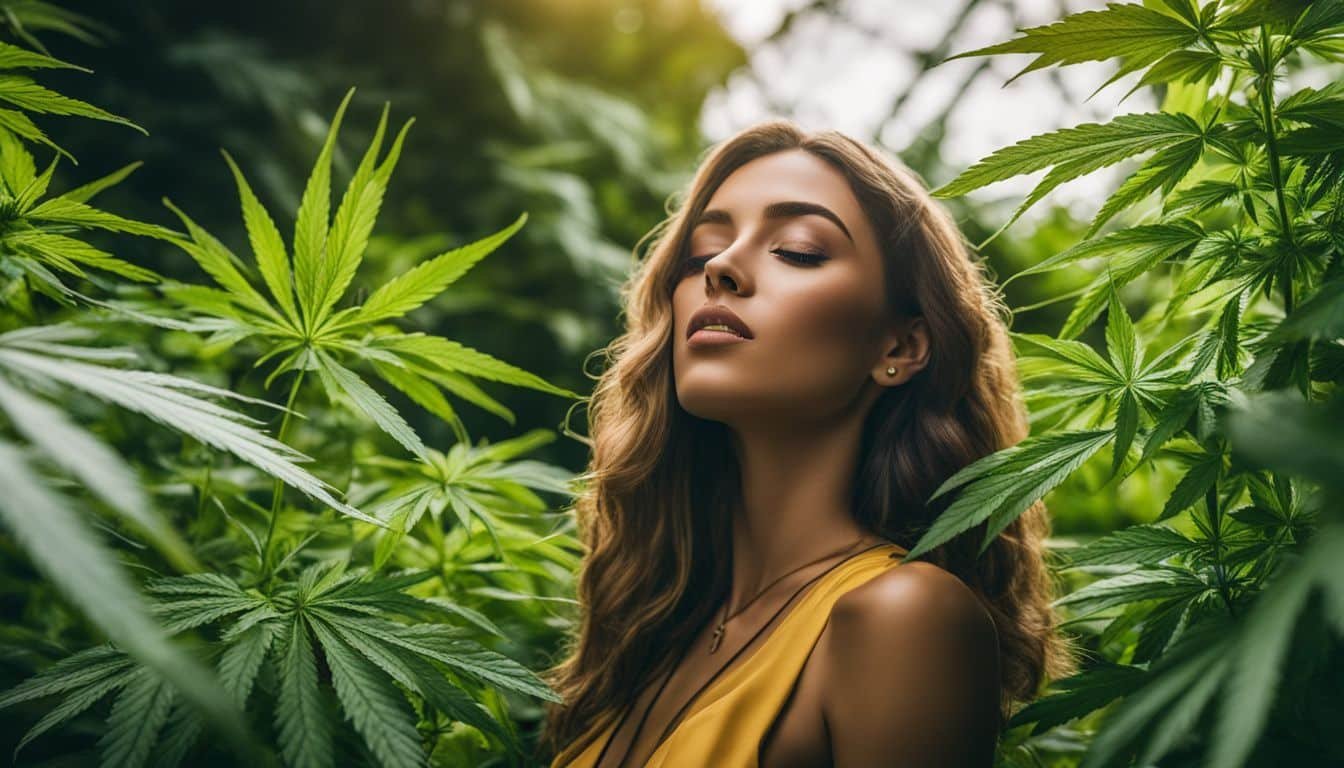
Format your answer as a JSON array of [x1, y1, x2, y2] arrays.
[[536, 119, 1075, 765]]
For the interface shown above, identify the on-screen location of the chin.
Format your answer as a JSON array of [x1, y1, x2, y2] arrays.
[[675, 389, 741, 422], [674, 384, 774, 424]]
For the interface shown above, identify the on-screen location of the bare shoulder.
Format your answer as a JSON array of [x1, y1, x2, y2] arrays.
[[819, 561, 1001, 767], [831, 560, 998, 644]]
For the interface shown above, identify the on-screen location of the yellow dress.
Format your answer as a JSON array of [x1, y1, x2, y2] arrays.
[[551, 540, 907, 767]]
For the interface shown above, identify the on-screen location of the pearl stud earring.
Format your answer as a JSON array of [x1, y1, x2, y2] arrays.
[[886, 366, 897, 376]]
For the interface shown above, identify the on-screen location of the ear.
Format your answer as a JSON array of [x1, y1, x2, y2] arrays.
[[872, 316, 930, 387]]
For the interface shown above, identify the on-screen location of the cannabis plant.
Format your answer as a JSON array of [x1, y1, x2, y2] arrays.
[[0, 28, 373, 740], [1, 18, 581, 768], [905, 1, 1344, 766]]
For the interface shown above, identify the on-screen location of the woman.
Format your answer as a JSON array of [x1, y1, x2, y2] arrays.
[[538, 120, 1074, 767]]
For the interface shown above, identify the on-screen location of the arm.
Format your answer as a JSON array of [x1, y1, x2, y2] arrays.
[[822, 562, 1001, 767]]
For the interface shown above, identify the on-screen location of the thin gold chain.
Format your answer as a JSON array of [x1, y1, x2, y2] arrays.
[[708, 533, 871, 654]]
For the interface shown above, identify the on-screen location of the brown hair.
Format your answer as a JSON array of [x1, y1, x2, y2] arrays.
[[536, 119, 1075, 764]]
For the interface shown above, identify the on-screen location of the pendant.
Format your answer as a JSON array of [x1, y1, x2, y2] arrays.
[[709, 622, 724, 654]]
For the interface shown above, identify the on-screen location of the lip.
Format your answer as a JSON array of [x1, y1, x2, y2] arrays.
[[686, 304, 754, 344], [688, 328, 752, 347]]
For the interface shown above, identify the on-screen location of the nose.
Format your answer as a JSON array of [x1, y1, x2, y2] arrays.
[[703, 252, 742, 295]]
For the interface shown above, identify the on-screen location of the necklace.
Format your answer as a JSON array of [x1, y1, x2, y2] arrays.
[[592, 535, 889, 768], [708, 534, 869, 655]]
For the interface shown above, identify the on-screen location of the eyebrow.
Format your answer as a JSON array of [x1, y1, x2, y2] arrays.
[[692, 200, 854, 244]]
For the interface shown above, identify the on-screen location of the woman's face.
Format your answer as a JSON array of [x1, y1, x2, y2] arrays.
[[671, 148, 901, 427]]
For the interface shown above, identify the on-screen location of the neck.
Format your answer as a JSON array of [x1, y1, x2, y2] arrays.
[[722, 406, 878, 613]]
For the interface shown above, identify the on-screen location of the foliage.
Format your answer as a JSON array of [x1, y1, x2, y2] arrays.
[[905, 1, 1344, 766], [0, 11, 586, 767]]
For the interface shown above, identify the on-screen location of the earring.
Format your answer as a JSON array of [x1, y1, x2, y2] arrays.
[[886, 366, 897, 376]]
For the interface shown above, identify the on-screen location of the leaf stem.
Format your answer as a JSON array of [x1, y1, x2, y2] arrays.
[[261, 368, 306, 580]]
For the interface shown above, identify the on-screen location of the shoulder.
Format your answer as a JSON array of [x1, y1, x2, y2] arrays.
[[830, 560, 998, 646], [819, 561, 1001, 766]]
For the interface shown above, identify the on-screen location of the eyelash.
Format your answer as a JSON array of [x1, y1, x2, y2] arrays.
[[682, 248, 828, 273]]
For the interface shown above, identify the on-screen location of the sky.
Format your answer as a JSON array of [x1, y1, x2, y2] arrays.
[[699, 0, 1156, 231]]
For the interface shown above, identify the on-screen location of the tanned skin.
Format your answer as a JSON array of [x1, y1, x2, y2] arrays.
[[596, 149, 999, 768]]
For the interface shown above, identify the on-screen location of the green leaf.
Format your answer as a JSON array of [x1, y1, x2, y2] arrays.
[[315, 614, 509, 745], [1062, 524, 1196, 567], [4, 230, 160, 282], [0, 40, 88, 71], [903, 430, 1112, 560], [314, 106, 415, 326], [0, 106, 64, 156], [1111, 389, 1140, 479], [13, 663, 132, 757], [1271, 276, 1344, 341], [24, 197, 178, 238], [378, 333, 580, 399], [293, 88, 354, 329], [0, 336, 380, 527], [1008, 661, 1147, 733], [340, 212, 529, 330], [1055, 567, 1207, 617], [932, 112, 1207, 246], [935, 112, 1203, 197], [1104, 283, 1140, 379], [0, 73, 142, 132], [1085, 132, 1205, 238], [0, 645, 131, 710], [0, 442, 245, 744], [161, 199, 287, 326], [1118, 48, 1223, 106], [307, 619, 425, 768], [60, 161, 141, 204], [316, 618, 559, 703], [221, 149, 300, 327], [314, 349, 429, 462], [1081, 630, 1231, 768], [1162, 178, 1241, 218], [1208, 526, 1344, 768], [98, 667, 175, 768], [149, 701, 205, 768], [13, 152, 56, 211], [941, 3, 1199, 86], [1011, 332, 1118, 380], [0, 375, 196, 571], [1158, 450, 1221, 520], [0, 124, 36, 190], [218, 622, 279, 710], [369, 360, 464, 437], [1003, 219, 1205, 289], [1289, 1, 1344, 44], [276, 619, 333, 768]]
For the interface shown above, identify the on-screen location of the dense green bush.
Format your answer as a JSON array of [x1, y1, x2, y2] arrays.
[[905, 1, 1344, 766]]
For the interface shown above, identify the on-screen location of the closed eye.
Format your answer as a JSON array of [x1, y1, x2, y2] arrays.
[[678, 247, 829, 276], [773, 248, 828, 265]]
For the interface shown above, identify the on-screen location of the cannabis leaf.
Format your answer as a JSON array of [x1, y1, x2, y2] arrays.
[[0, 37, 140, 156], [0, 564, 562, 768], [0, 128, 173, 307], [161, 88, 580, 461], [357, 427, 579, 566]]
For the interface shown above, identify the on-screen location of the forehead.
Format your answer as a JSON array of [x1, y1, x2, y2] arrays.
[[695, 149, 870, 241]]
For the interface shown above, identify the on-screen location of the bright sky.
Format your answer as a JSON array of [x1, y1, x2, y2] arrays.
[[700, 0, 1153, 230]]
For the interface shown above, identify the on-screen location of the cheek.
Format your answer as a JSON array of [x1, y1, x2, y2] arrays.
[[770, 274, 884, 371]]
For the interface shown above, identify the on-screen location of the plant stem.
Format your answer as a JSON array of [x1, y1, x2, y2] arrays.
[[1205, 482, 1237, 617], [261, 368, 306, 580], [1255, 26, 1297, 316]]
